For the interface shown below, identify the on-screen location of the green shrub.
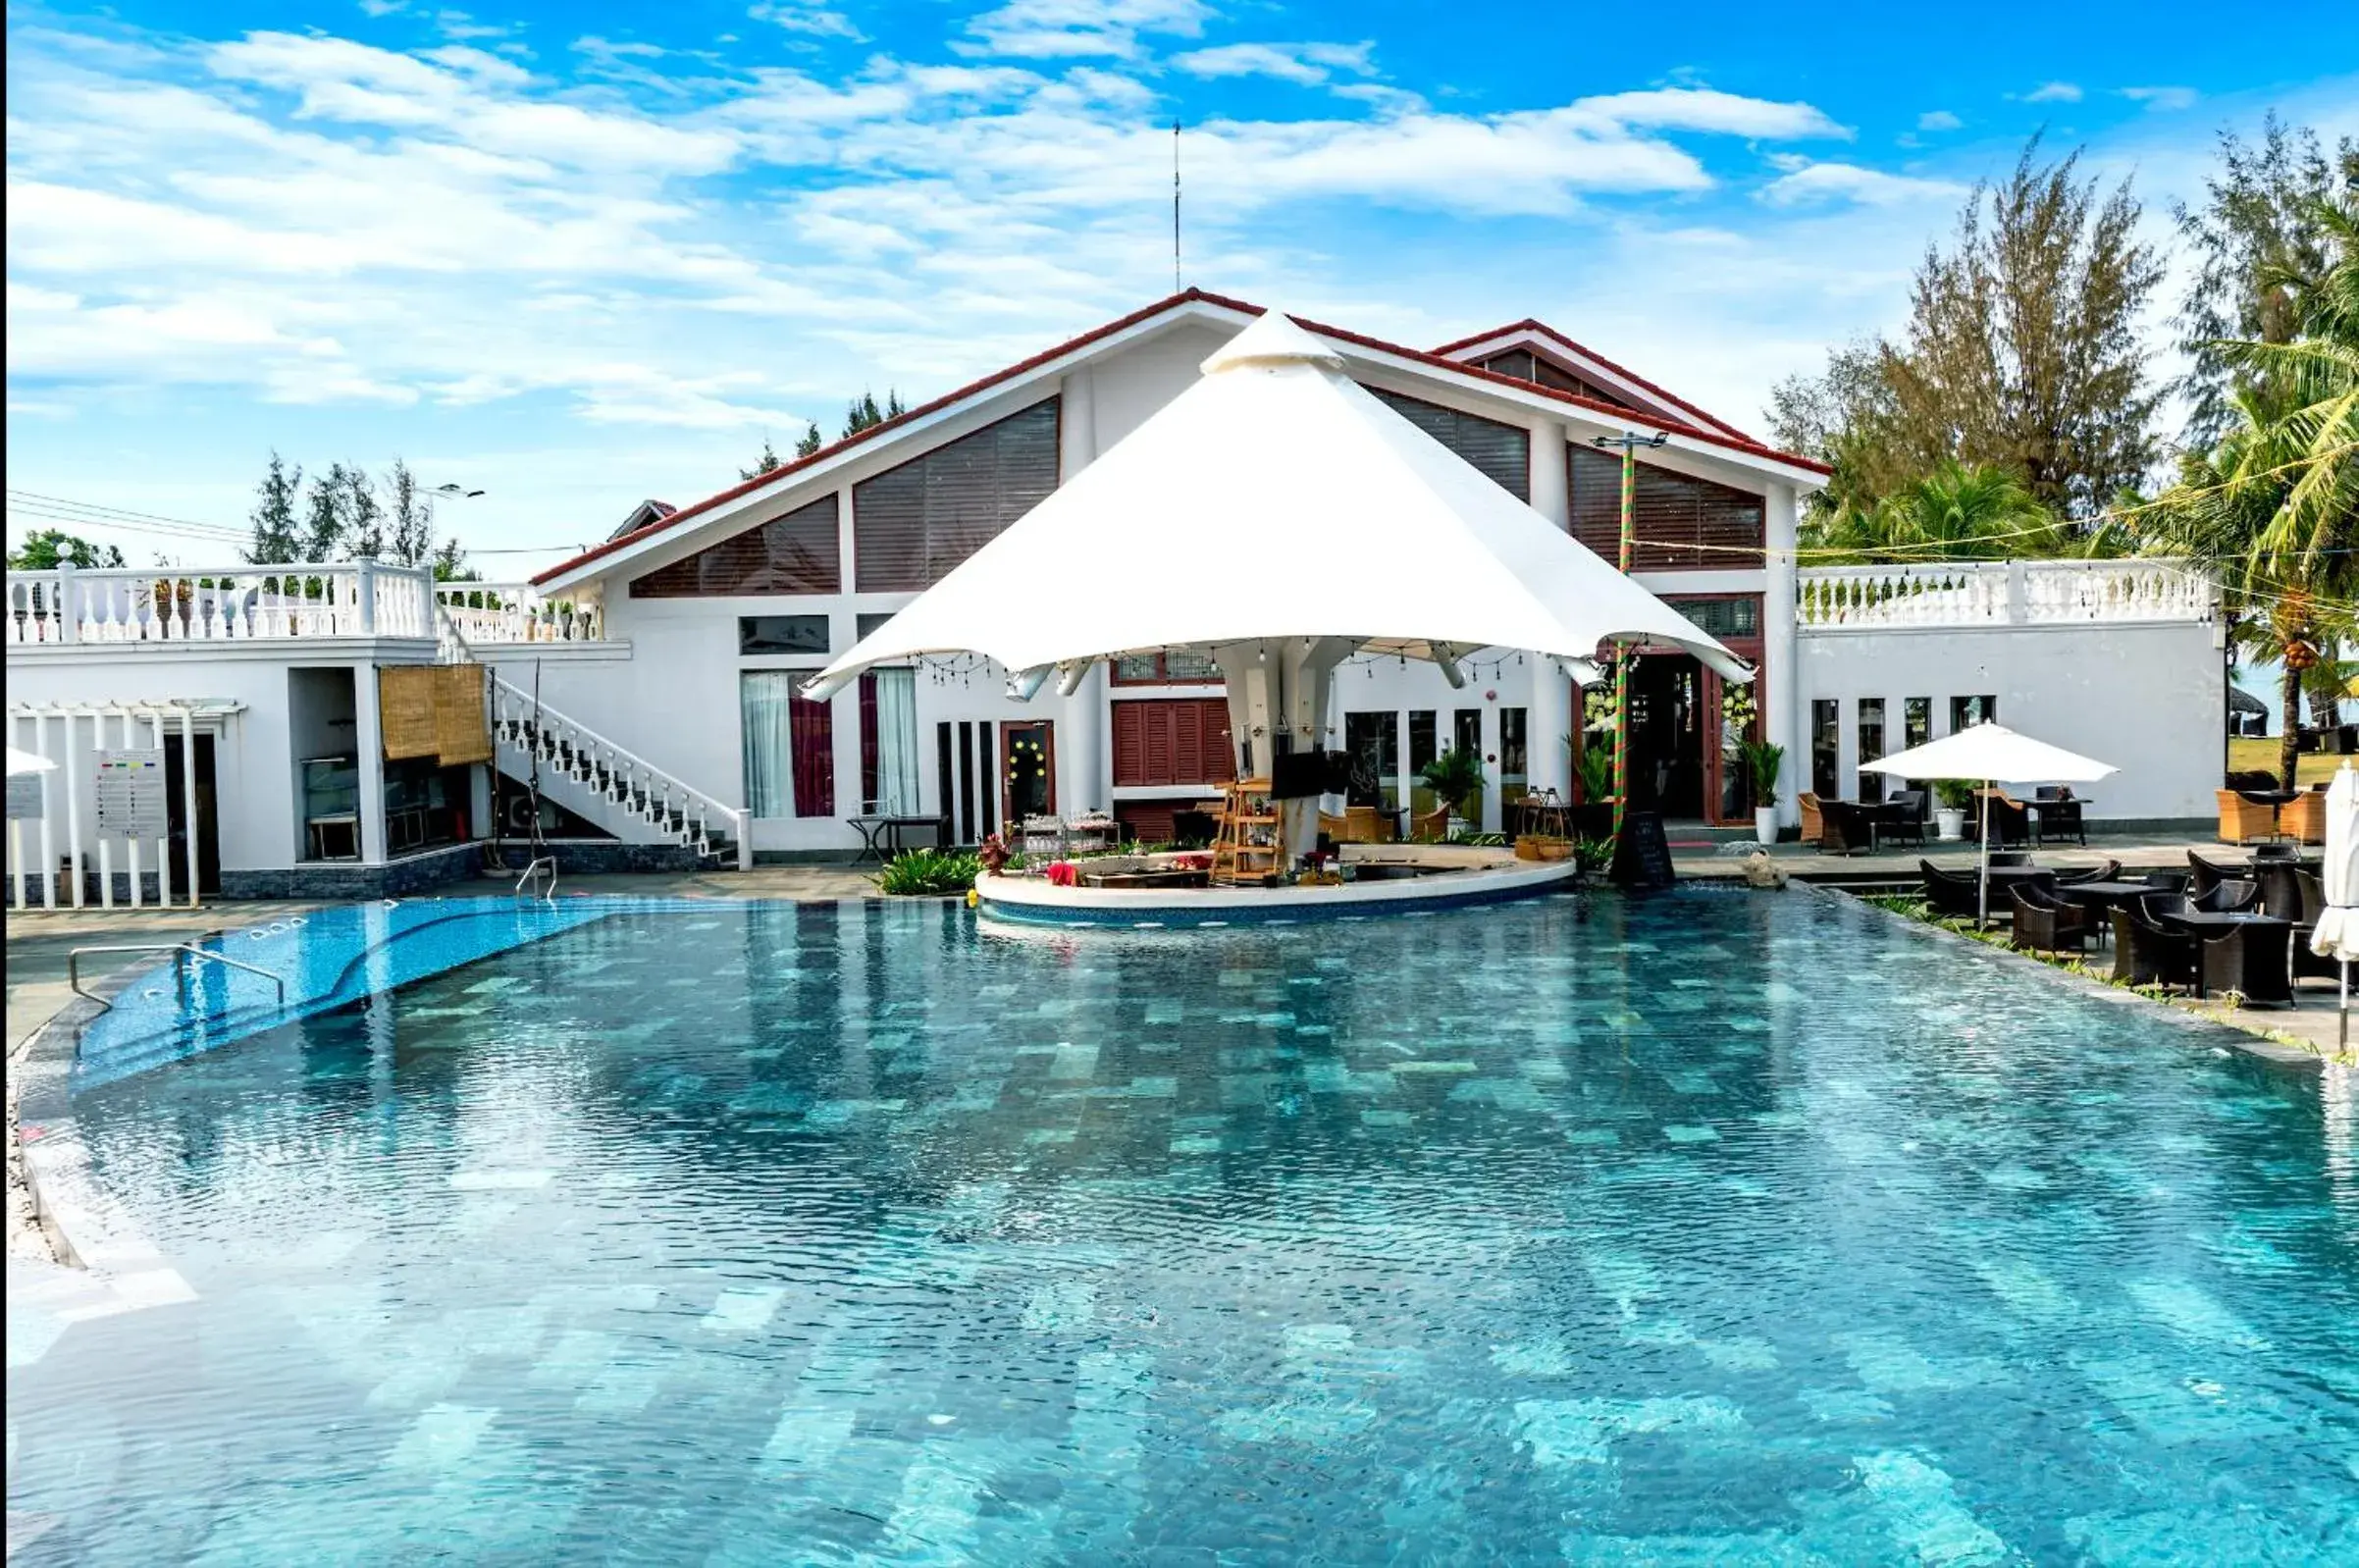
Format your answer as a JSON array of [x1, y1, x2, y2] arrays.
[[874, 847, 982, 896], [1571, 835, 1616, 871]]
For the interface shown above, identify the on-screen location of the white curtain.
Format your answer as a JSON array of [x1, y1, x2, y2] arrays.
[[873, 668, 920, 814], [741, 672, 794, 818]]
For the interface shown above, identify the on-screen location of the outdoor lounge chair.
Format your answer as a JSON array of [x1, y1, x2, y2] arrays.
[[1874, 789, 1927, 850], [2010, 884, 2094, 954], [2113, 909, 2198, 993], [1919, 861, 1984, 921], [2215, 790, 2277, 845], [2203, 922, 2293, 1008], [1818, 799, 1880, 856], [2052, 859, 2123, 886], [2280, 789, 2329, 845]]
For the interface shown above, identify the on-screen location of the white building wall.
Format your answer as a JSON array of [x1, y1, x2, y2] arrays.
[[1797, 620, 2223, 821]]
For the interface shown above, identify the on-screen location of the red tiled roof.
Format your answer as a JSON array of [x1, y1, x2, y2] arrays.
[[535, 288, 1823, 587], [1432, 318, 1760, 444]]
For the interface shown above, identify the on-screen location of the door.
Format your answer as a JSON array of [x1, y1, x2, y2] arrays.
[[1626, 654, 1704, 819], [1000, 721, 1055, 822], [163, 733, 221, 895]]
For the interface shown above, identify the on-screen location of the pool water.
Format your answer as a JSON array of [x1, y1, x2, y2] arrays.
[[10, 890, 2357, 1563]]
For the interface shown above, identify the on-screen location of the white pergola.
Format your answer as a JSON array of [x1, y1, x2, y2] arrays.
[[7, 698, 243, 911], [806, 310, 1750, 847]]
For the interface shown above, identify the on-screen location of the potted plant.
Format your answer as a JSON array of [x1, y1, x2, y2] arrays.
[[1933, 780, 1974, 841], [1738, 740, 1784, 845], [1418, 746, 1487, 835], [1568, 739, 1619, 841]]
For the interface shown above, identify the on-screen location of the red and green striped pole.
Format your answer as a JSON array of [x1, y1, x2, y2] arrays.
[[1612, 441, 1636, 837]]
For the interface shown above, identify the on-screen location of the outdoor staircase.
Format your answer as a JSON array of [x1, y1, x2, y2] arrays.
[[489, 676, 751, 868]]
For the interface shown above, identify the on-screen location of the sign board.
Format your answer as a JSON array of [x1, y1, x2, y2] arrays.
[[94, 748, 171, 839], [6, 772, 42, 822]]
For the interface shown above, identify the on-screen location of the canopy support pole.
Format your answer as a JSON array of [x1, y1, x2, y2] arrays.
[[1977, 780, 1991, 928]]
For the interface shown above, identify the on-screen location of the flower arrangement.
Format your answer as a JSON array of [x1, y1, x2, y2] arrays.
[[1719, 685, 1756, 733]]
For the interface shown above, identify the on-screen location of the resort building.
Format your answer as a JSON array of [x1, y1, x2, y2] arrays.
[[4, 290, 2223, 902]]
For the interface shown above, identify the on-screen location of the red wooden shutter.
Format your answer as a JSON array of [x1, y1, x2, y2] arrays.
[[1113, 704, 1149, 786]]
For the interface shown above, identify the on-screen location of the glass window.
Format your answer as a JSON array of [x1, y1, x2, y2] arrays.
[[1857, 699, 1886, 803], [1342, 711, 1397, 809], [1950, 695, 1998, 733], [1407, 710, 1440, 813], [858, 668, 920, 813], [856, 611, 896, 642], [1113, 650, 1221, 685], [742, 671, 835, 818], [1453, 707, 1483, 756], [739, 615, 830, 655], [1362, 388, 1531, 500], [1811, 699, 1841, 801], [1662, 598, 1760, 640], [1905, 698, 1932, 750], [853, 399, 1059, 591], [1498, 706, 1528, 805]]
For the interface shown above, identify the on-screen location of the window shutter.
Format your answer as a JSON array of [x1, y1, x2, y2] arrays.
[[1112, 704, 1148, 786], [1564, 444, 1760, 570], [1364, 387, 1530, 500], [854, 398, 1059, 592], [852, 462, 926, 592], [630, 495, 839, 597]]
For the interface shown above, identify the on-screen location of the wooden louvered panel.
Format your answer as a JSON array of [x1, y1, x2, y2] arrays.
[[853, 398, 1059, 592], [1566, 444, 1761, 572], [630, 495, 840, 597], [1111, 699, 1232, 787], [1364, 387, 1530, 501], [1112, 704, 1148, 785]]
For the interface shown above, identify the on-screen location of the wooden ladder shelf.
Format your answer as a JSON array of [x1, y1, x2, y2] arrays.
[[1209, 777, 1284, 887]]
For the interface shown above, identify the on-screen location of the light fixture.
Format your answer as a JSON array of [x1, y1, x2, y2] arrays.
[[429, 483, 487, 498]]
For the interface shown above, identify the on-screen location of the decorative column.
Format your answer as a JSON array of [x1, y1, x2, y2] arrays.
[[1763, 483, 1801, 828], [353, 664, 387, 864]]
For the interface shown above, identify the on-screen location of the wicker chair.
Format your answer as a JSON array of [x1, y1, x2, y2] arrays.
[[2280, 789, 2329, 845], [2254, 862, 2306, 921], [1875, 790, 1928, 850], [1919, 861, 1984, 921], [2187, 851, 2243, 899], [2193, 880, 2259, 915], [1798, 792, 1824, 845], [1411, 807, 1451, 842], [1819, 799, 1881, 856], [1973, 790, 2032, 848], [2141, 868, 2192, 894], [2010, 884, 2094, 954], [2292, 868, 2341, 985], [2052, 859, 2123, 886], [2031, 787, 2088, 847], [2114, 909, 2197, 992], [2204, 922, 2293, 1008], [2216, 790, 2277, 845]]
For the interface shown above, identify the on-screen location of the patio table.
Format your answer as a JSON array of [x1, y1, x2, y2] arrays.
[[847, 812, 949, 865], [2154, 911, 2295, 1006], [2056, 880, 2161, 942]]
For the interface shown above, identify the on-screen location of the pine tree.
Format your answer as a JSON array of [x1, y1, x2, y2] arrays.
[[299, 464, 349, 562], [740, 440, 782, 481], [794, 422, 823, 458], [246, 450, 303, 563], [431, 536, 478, 583], [341, 463, 385, 559], [385, 458, 434, 565]]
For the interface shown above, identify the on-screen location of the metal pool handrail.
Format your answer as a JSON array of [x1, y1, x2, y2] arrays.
[[67, 943, 288, 1015], [516, 857, 557, 903]]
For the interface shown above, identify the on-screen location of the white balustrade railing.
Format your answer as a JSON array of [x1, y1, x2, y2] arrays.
[[1797, 558, 2213, 631], [5, 562, 437, 646], [4, 564, 607, 649], [436, 582, 603, 645], [490, 674, 751, 870]]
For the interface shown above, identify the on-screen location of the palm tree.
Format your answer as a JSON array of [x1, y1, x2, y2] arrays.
[[1799, 458, 2064, 563], [2139, 185, 2358, 787]]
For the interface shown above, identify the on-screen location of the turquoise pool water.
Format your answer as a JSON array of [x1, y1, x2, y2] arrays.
[[10, 890, 2357, 1563]]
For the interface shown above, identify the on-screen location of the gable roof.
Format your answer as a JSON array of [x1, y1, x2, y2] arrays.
[[1432, 319, 1759, 444], [533, 288, 1826, 590]]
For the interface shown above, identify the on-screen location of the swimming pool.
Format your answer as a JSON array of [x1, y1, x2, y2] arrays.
[[10, 890, 2356, 1562]]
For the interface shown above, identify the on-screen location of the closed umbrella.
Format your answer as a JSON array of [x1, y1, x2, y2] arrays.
[[2310, 763, 2359, 1049], [1861, 720, 2117, 926]]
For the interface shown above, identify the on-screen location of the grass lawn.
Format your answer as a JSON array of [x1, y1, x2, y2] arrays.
[[2228, 735, 2348, 787]]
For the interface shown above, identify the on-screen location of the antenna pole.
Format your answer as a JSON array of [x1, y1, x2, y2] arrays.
[[1172, 121, 1181, 292]]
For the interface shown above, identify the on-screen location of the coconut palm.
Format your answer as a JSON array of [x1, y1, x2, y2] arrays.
[[1800, 458, 2065, 563], [2139, 185, 2358, 786]]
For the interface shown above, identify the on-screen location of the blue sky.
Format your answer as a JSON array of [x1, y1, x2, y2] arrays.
[[7, 0, 2357, 573]]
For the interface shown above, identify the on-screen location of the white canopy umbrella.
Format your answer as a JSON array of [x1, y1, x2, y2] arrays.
[[7, 748, 58, 776], [1861, 720, 2116, 925], [805, 310, 1749, 705], [2311, 763, 2359, 1049]]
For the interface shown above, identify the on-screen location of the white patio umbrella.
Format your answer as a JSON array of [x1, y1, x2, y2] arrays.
[[1861, 720, 2117, 925], [2310, 763, 2359, 1049], [803, 309, 1750, 701], [6, 748, 58, 776]]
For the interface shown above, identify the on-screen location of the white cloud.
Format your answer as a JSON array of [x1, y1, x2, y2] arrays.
[[1170, 41, 1377, 88], [1916, 110, 1962, 131], [1757, 162, 1968, 208], [748, 3, 865, 43], [959, 0, 1210, 61], [2023, 81, 2082, 103], [1570, 87, 1851, 141], [2121, 85, 2199, 112]]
